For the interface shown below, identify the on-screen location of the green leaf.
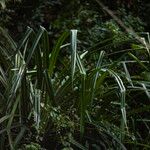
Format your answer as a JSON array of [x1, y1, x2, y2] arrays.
[[26, 26, 45, 64], [48, 31, 69, 76], [128, 52, 149, 71], [70, 30, 78, 83]]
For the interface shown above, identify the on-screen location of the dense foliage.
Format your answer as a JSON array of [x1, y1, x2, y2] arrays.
[[0, 0, 150, 149]]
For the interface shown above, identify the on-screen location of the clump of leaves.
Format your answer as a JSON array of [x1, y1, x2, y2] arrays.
[[0, 22, 150, 150]]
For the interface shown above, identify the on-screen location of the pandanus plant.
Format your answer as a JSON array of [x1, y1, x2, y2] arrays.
[[0, 25, 150, 149]]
